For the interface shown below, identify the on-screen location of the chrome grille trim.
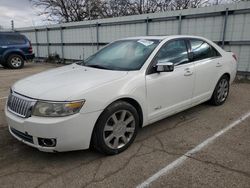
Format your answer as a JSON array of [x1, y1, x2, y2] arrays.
[[7, 92, 36, 118]]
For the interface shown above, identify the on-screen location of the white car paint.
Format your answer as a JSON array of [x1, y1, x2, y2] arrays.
[[5, 35, 237, 152]]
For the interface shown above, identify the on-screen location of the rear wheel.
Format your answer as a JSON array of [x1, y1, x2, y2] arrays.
[[7, 54, 24, 69], [92, 101, 139, 155], [210, 75, 230, 106]]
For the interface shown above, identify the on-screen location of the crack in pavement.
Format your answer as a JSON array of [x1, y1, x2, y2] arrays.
[[34, 156, 102, 188], [140, 139, 250, 180], [83, 144, 143, 188], [0, 170, 54, 178], [186, 155, 250, 179], [135, 115, 198, 144]]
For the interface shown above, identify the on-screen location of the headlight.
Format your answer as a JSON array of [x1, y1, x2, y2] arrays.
[[32, 100, 85, 117]]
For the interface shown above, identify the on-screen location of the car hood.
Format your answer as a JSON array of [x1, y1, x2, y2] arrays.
[[12, 64, 128, 101]]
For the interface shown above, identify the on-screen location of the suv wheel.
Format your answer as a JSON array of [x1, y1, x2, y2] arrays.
[[92, 101, 139, 155], [7, 54, 24, 69]]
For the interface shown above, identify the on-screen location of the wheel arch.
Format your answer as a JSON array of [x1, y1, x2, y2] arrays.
[[4, 50, 25, 62], [113, 97, 144, 128], [89, 97, 144, 150], [223, 72, 231, 82], [212, 72, 231, 93]]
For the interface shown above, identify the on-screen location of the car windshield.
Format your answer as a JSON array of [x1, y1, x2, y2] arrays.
[[80, 39, 160, 71]]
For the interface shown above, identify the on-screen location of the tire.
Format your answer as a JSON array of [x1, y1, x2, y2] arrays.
[[92, 101, 139, 155], [210, 75, 230, 106], [7, 54, 24, 69]]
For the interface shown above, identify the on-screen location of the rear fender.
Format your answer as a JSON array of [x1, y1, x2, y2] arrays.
[[3, 49, 26, 61]]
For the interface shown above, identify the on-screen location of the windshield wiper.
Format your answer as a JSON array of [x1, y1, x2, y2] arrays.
[[86, 64, 109, 70]]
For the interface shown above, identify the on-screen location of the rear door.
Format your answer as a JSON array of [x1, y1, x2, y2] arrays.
[[188, 39, 222, 104], [0, 34, 7, 61]]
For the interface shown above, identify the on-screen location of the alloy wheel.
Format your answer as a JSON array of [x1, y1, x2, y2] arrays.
[[10, 57, 22, 68], [103, 110, 135, 149], [217, 78, 229, 103]]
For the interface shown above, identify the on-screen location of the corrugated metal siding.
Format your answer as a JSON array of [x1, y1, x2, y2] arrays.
[[63, 45, 96, 60], [37, 31, 47, 43], [149, 20, 179, 35], [48, 30, 61, 43], [226, 14, 250, 41], [16, 1, 250, 73], [63, 27, 97, 43], [37, 46, 48, 57], [181, 16, 224, 41]]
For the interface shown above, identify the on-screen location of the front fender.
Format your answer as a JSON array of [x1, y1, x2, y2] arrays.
[[79, 72, 148, 126]]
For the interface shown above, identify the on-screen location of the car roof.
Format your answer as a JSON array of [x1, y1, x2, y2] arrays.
[[120, 35, 207, 41], [0, 31, 20, 34]]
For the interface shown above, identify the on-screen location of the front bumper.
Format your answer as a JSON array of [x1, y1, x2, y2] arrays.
[[5, 108, 101, 152]]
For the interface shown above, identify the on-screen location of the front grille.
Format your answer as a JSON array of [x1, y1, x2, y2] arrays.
[[10, 127, 33, 144], [7, 92, 36, 118]]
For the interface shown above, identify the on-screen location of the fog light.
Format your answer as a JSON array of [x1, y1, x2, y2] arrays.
[[38, 138, 56, 147]]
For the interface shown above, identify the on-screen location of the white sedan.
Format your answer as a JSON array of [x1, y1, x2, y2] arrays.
[[5, 35, 237, 154]]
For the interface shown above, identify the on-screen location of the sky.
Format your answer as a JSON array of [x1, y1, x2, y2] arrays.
[[0, 0, 51, 29]]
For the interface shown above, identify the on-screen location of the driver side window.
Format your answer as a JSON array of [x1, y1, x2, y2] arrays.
[[156, 40, 189, 66]]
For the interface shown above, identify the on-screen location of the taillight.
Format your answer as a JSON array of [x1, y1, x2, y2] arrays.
[[232, 53, 237, 62], [28, 40, 33, 53]]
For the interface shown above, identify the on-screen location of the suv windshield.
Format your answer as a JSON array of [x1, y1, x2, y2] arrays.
[[81, 39, 160, 71]]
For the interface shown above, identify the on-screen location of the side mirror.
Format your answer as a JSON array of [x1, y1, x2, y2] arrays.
[[156, 60, 174, 72]]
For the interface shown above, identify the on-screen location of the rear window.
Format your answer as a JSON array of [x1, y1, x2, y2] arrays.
[[1, 34, 26, 45]]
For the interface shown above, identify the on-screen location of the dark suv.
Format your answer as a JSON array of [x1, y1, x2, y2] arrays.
[[0, 32, 35, 69]]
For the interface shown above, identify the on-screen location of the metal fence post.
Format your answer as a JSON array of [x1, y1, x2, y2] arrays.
[[222, 8, 229, 49], [96, 22, 99, 50], [46, 28, 50, 57], [146, 17, 149, 36], [178, 14, 182, 35], [34, 29, 39, 58], [60, 27, 64, 61]]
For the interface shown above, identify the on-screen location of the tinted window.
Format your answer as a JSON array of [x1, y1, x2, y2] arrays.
[[156, 40, 189, 66], [2, 34, 26, 45], [190, 39, 220, 61]]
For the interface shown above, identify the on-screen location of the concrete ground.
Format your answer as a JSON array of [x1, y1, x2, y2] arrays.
[[0, 63, 250, 188]]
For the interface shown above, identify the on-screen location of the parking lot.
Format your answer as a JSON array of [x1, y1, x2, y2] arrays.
[[0, 63, 250, 188]]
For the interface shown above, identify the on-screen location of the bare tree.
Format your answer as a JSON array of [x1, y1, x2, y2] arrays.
[[30, 0, 105, 22], [31, 0, 242, 23]]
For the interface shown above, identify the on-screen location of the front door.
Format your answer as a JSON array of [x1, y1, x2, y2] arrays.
[[146, 39, 195, 122]]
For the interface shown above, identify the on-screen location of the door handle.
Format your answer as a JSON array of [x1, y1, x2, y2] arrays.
[[216, 62, 222, 67], [184, 68, 193, 76]]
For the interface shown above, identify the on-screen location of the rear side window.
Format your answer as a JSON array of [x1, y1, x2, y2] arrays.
[[190, 39, 220, 61], [2, 34, 26, 45]]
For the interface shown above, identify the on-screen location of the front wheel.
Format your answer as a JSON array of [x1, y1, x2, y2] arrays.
[[92, 101, 139, 155], [210, 75, 230, 106]]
